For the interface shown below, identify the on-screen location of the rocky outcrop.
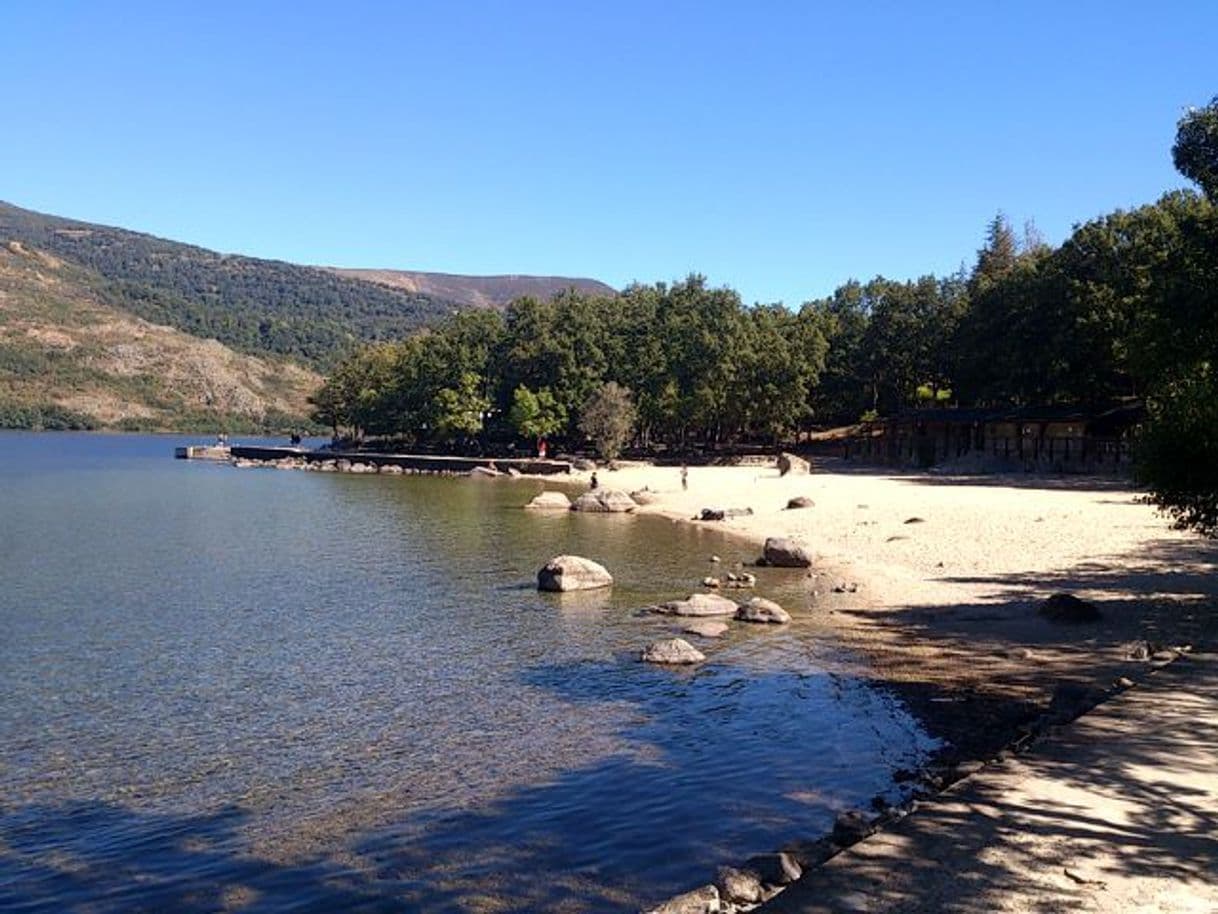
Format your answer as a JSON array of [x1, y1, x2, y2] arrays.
[[777, 452, 811, 476], [1038, 592, 1102, 623], [571, 489, 637, 512], [759, 537, 812, 568], [653, 593, 740, 616], [641, 638, 706, 665], [681, 620, 729, 639], [735, 596, 791, 624], [525, 491, 572, 510], [537, 555, 613, 592]]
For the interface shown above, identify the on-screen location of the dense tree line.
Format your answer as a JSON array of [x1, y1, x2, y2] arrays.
[[0, 201, 456, 368], [310, 279, 831, 451], [314, 97, 1217, 534]]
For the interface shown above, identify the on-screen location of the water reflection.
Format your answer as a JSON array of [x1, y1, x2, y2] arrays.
[[0, 433, 936, 912]]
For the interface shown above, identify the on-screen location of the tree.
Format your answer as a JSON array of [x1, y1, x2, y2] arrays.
[[1173, 96, 1218, 200], [1137, 365, 1218, 536], [508, 385, 567, 440], [579, 382, 637, 460], [432, 372, 491, 440]]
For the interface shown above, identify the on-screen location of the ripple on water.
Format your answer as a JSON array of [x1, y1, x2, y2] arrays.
[[0, 433, 938, 913]]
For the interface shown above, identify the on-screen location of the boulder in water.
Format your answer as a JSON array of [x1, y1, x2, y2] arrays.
[[525, 491, 572, 510], [653, 593, 740, 616], [537, 555, 613, 592], [641, 638, 706, 665], [761, 536, 812, 567], [735, 596, 791, 624], [571, 489, 637, 513]]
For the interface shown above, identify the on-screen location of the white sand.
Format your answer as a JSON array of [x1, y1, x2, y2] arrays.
[[585, 459, 1218, 616]]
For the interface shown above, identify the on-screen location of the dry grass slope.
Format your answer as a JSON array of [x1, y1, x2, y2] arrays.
[[0, 241, 320, 430]]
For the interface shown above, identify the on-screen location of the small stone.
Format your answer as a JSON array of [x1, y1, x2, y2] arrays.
[[786, 496, 815, 509], [709, 555, 721, 563], [641, 638, 706, 665], [1115, 676, 1135, 689], [703, 577, 721, 588], [904, 516, 925, 524]]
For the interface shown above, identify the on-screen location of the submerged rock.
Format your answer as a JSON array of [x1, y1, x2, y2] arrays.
[[525, 491, 572, 510], [1038, 592, 1102, 623], [571, 489, 637, 513], [735, 596, 791, 624], [760, 537, 812, 568], [641, 638, 706, 665], [681, 620, 729, 639], [653, 593, 740, 617], [537, 555, 613, 592]]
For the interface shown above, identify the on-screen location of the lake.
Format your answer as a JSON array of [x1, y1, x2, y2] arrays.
[[0, 432, 936, 913]]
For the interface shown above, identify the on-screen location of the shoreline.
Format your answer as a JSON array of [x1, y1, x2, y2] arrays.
[[542, 458, 1218, 911]]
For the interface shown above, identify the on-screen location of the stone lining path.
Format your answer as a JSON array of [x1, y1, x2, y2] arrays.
[[763, 653, 1218, 913]]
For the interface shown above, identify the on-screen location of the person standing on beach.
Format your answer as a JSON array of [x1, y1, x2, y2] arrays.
[[681, 464, 688, 490], [590, 471, 599, 490]]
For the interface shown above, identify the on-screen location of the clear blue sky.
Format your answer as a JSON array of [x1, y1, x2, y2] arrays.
[[4, 1, 1214, 305]]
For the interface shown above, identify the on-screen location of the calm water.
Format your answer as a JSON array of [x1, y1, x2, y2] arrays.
[[0, 433, 936, 913]]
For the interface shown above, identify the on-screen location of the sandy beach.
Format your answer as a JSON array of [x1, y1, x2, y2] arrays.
[[563, 459, 1218, 757]]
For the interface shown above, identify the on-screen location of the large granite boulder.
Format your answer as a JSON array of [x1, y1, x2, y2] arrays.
[[537, 555, 613, 592], [525, 491, 572, 510], [760, 537, 812, 567], [735, 596, 791, 624], [641, 638, 707, 665], [571, 489, 637, 513], [778, 452, 811, 476], [653, 593, 740, 616]]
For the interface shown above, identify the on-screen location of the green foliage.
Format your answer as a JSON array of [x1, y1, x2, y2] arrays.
[[0, 401, 96, 430], [508, 385, 567, 440], [579, 382, 637, 460], [1174, 96, 1218, 200], [0, 201, 456, 369], [432, 372, 491, 438], [1137, 364, 1218, 536]]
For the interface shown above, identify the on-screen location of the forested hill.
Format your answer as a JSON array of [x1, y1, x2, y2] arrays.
[[327, 268, 616, 310], [0, 201, 459, 369]]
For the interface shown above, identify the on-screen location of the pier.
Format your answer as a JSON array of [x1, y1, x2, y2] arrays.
[[227, 445, 572, 475]]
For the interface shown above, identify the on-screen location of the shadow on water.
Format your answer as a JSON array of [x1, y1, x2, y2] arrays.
[[0, 659, 936, 913]]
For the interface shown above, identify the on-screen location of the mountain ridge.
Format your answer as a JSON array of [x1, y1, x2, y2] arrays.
[[327, 267, 616, 310]]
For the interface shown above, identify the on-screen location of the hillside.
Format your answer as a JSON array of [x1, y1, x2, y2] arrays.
[[327, 268, 616, 310], [0, 201, 458, 369], [0, 240, 320, 431]]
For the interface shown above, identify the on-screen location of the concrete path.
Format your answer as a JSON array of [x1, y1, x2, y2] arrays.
[[764, 653, 1218, 914]]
